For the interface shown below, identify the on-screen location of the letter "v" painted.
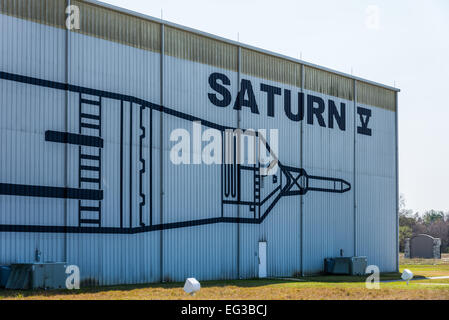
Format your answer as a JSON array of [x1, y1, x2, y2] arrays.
[[357, 107, 372, 136]]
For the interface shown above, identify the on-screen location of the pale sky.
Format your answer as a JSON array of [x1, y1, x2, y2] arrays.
[[103, 0, 449, 214]]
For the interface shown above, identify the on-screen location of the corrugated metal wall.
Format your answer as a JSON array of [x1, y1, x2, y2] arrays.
[[355, 81, 397, 271], [66, 1, 162, 283], [301, 88, 355, 274], [162, 26, 239, 281], [0, 0, 398, 285], [0, 0, 67, 267]]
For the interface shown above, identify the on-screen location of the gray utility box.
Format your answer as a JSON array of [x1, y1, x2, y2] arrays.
[[324, 256, 367, 275], [6, 262, 67, 290], [350, 256, 368, 275]]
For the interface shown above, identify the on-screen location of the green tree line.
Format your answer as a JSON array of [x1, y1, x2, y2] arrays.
[[399, 194, 449, 252]]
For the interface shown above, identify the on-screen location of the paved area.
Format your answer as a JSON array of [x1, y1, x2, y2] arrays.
[[381, 275, 449, 283]]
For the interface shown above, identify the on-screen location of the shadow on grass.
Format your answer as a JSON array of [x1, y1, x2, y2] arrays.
[[0, 272, 419, 299], [0, 281, 186, 299]]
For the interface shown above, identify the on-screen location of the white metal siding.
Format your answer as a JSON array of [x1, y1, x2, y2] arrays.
[[302, 90, 355, 274], [0, 10, 66, 265], [355, 103, 396, 272]]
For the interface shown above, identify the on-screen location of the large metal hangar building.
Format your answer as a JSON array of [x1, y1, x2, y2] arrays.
[[0, 0, 399, 285]]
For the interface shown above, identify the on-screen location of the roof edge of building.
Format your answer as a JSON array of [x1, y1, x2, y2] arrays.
[[85, 0, 400, 93]]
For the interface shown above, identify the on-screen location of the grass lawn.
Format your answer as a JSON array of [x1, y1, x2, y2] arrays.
[[2, 255, 449, 300]]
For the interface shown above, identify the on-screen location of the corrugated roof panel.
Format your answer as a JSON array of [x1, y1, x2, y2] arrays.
[[164, 26, 238, 72], [241, 48, 301, 87], [0, 0, 66, 28], [305, 66, 354, 101], [72, 0, 161, 52], [357, 81, 396, 111]]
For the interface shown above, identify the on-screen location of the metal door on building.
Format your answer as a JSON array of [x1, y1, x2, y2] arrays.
[[258, 242, 267, 278]]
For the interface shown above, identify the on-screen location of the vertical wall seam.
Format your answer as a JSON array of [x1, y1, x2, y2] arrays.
[[64, 0, 70, 263], [129, 103, 133, 227], [159, 22, 164, 282], [120, 100, 124, 228], [395, 92, 399, 272], [150, 108, 153, 226], [300, 63, 304, 276], [353, 80, 357, 257], [237, 45, 241, 279]]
